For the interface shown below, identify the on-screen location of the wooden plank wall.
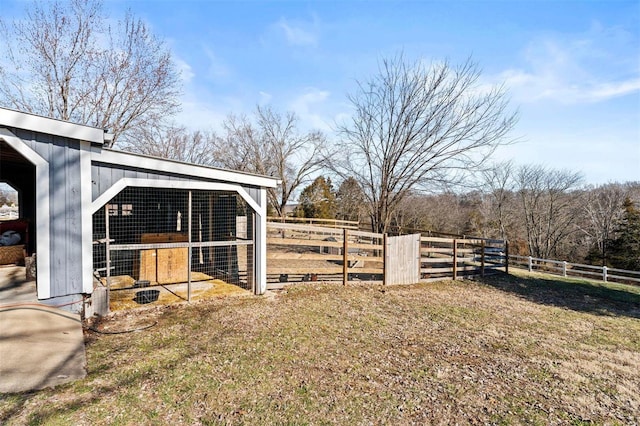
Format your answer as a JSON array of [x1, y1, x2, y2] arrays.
[[385, 234, 420, 285], [16, 128, 84, 297]]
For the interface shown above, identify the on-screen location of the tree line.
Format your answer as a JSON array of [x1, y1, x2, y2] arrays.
[[2, 0, 636, 270], [294, 170, 640, 270]]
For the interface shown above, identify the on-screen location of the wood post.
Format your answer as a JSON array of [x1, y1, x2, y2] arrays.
[[452, 239, 458, 280], [342, 228, 348, 286], [505, 241, 509, 274], [480, 240, 485, 278], [383, 233, 388, 286]]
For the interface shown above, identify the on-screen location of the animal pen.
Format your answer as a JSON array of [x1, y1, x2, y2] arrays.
[[266, 222, 507, 288], [1, 107, 278, 316], [93, 188, 257, 310]]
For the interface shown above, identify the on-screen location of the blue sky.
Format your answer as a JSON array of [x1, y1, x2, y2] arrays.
[[6, 0, 640, 184]]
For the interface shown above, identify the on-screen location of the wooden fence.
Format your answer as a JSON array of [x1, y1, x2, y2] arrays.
[[419, 236, 506, 281], [509, 255, 640, 286], [267, 216, 359, 230], [266, 222, 507, 289], [266, 222, 383, 288]]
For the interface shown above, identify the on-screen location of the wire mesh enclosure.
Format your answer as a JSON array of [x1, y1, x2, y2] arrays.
[[92, 187, 255, 308]]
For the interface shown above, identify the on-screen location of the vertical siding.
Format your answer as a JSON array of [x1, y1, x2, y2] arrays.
[[15, 129, 85, 298], [48, 135, 83, 297], [244, 186, 261, 206]]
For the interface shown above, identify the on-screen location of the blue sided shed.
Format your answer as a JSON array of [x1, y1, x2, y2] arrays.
[[0, 107, 278, 316]]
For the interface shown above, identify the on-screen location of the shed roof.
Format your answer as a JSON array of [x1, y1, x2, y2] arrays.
[[0, 107, 279, 189], [0, 107, 109, 145]]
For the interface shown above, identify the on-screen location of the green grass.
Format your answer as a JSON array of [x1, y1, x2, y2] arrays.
[[1, 273, 639, 425]]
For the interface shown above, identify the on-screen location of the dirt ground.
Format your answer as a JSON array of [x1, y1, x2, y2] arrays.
[[105, 274, 250, 311]]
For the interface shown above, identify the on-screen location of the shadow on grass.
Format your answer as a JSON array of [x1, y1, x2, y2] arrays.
[[480, 272, 640, 319]]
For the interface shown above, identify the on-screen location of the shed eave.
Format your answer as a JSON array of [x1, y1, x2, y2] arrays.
[[93, 148, 279, 188], [0, 107, 107, 145]]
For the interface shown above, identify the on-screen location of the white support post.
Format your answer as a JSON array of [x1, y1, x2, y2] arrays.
[[105, 205, 111, 312], [187, 190, 192, 302], [562, 261, 567, 277], [528, 256, 533, 272], [254, 189, 268, 295], [603, 266, 608, 282]]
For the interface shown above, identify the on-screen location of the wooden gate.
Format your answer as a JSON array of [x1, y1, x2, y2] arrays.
[[385, 234, 420, 285]]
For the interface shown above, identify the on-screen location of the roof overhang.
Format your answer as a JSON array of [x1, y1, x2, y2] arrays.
[[0, 107, 279, 189], [92, 148, 278, 188], [0, 107, 109, 145]]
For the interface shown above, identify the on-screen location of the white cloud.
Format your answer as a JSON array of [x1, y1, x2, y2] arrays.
[[494, 26, 640, 105], [173, 57, 195, 83], [202, 46, 231, 79], [288, 87, 332, 131], [588, 79, 640, 100], [259, 91, 272, 104], [276, 16, 319, 47], [175, 99, 228, 132]]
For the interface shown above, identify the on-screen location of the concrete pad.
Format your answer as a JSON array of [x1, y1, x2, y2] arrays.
[[0, 265, 37, 303], [0, 266, 87, 393], [0, 302, 87, 393]]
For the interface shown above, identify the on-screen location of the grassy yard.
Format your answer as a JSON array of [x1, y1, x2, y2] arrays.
[[1, 271, 639, 425]]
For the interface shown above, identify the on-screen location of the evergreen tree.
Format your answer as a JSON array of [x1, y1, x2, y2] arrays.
[[297, 177, 337, 219], [607, 197, 640, 270]]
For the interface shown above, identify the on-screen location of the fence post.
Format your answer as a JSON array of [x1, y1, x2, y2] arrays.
[[603, 266, 608, 282], [343, 228, 349, 286], [562, 261, 567, 277], [417, 234, 422, 282], [383, 233, 388, 286], [452, 239, 458, 280], [528, 256, 533, 272], [505, 241, 509, 274], [480, 240, 485, 278]]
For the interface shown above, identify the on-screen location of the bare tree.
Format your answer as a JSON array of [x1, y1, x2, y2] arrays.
[[213, 106, 326, 216], [0, 0, 181, 147], [515, 165, 583, 259], [580, 183, 628, 265], [121, 125, 217, 166], [332, 54, 517, 233], [335, 177, 366, 223], [481, 161, 517, 240]]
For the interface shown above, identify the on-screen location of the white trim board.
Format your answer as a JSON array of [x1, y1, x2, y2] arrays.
[[0, 128, 51, 299], [90, 178, 262, 216], [0, 107, 106, 144], [80, 141, 94, 294], [92, 149, 278, 189], [90, 177, 268, 295]]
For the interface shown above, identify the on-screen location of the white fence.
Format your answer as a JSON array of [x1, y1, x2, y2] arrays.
[[509, 255, 640, 285]]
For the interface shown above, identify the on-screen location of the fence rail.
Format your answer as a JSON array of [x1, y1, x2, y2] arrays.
[[509, 255, 640, 285], [419, 236, 506, 281], [266, 222, 383, 287], [267, 216, 359, 230], [266, 221, 508, 289]]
